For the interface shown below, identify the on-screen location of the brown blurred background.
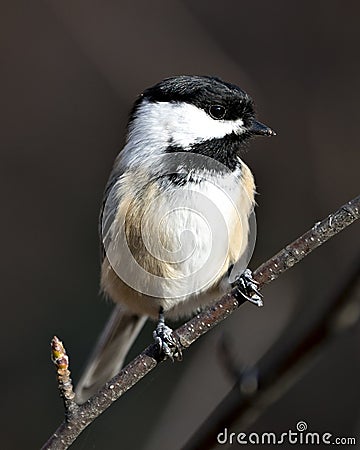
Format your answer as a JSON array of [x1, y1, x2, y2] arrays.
[[1, 1, 359, 449]]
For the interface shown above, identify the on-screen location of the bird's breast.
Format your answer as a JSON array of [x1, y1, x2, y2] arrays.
[[103, 163, 255, 303]]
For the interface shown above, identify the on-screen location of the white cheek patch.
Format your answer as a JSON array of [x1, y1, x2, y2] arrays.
[[130, 100, 246, 148]]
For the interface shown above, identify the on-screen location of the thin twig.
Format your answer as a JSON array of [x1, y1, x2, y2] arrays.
[[42, 195, 360, 450], [51, 337, 78, 419]]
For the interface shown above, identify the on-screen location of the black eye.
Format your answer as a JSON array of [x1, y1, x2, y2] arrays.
[[209, 104, 226, 120]]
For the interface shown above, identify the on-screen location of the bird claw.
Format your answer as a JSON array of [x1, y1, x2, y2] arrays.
[[233, 269, 263, 307], [153, 309, 182, 361]]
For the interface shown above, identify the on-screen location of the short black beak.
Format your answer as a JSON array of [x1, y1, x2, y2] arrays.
[[248, 120, 276, 136]]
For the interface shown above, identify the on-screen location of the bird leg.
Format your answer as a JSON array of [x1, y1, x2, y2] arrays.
[[153, 307, 182, 361]]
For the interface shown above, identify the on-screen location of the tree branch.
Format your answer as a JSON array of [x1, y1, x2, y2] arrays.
[[41, 194, 360, 450], [183, 260, 360, 450]]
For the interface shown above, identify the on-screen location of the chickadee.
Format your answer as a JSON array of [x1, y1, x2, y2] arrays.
[[75, 75, 275, 403]]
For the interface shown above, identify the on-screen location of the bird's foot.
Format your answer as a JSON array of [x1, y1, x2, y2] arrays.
[[233, 269, 263, 307], [153, 308, 182, 361]]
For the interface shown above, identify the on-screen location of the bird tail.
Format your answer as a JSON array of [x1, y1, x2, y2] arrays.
[[75, 305, 147, 404]]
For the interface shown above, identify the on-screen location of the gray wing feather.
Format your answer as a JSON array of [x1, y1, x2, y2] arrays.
[[99, 158, 126, 261]]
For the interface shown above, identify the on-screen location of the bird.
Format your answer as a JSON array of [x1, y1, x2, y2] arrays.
[[75, 75, 275, 403]]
